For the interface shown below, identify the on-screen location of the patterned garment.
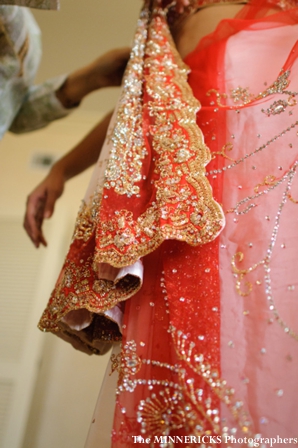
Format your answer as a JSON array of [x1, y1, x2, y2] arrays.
[[0, 0, 59, 9], [0, 5, 69, 140], [39, 0, 298, 446]]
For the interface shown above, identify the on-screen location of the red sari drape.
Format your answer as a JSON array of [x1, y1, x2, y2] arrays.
[[39, 1, 298, 446]]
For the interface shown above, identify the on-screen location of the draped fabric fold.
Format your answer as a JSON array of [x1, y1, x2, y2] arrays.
[[95, 4, 225, 269], [38, 0, 225, 353], [39, 0, 298, 445]]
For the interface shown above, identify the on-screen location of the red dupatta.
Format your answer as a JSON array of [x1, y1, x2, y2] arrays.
[[39, 0, 298, 445]]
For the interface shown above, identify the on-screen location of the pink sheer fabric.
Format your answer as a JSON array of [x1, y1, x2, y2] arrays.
[[39, 0, 298, 446], [183, 3, 298, 440], [111, 2, 298, 445]]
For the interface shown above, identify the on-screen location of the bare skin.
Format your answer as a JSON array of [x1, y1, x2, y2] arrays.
[[24, 47, 131, 246], [55, 48, 130, 108], [23, 112, 113, 247], [24, 47, 133, 247], [172, 4, 245, 59], [172, 2, 279, 59]]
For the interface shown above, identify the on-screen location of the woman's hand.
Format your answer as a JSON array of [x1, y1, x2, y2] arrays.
[[23, 112, 113, 247], [24, 166, 65, 248], [86, 47, 131, 88]]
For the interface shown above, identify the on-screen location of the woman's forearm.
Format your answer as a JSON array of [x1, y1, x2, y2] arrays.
[[55, 48, 130, 108], [24, 111, 113, 247]]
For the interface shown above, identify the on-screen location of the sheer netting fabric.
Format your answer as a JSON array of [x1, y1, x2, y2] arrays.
[[39, 0, 298, 446]]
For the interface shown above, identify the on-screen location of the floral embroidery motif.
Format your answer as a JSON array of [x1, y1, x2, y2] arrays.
[[116, 331, 256, 440], [171, 328, 255, 437], [110, 350, 122, 375], [137, 388, 186, 436], [208, 71, 296, 108], [121, 340, 143, 377], [230, 86, 253, 105]]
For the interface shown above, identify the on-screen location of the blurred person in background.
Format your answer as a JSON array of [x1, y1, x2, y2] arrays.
[[0, 0, 129, 138]]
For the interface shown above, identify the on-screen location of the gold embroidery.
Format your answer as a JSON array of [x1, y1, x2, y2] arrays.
[[254, 175, 278, 193], [288, 193, 298, 204], [137, 388, 186, 435], [104, 7, 149, 196], [256, 71, 292, 97], [72, 199, 98, 242], [110, 351, 122, 375], [231, 252, 264, 297], [212, 142, 235, 162], [38, 254, 141, 334], [117, 329, 255, 439], [206, 89, 227, 107], [94, 7, 224, 268], [171, 328, 255, 437], [226, 167, 298, 216], [208, 71, 296, 108]]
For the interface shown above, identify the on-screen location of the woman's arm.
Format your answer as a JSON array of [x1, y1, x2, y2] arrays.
[[55, 48, 130, 108], [23, 111, 113, 248], [9, 48, 130, 134]]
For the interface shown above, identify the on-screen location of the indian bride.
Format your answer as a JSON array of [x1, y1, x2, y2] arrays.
[[37, 0, 298, 446]]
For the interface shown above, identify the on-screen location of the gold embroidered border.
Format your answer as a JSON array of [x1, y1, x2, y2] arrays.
[[38, 252, 142, 334], [92, 6, 224, 268], [103, 6, 149, 196]]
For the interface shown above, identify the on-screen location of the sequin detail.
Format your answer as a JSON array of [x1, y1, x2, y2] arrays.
[[104, 8, 149, 197], [94, 5, 225, 268], [115, 329, 255, 440]]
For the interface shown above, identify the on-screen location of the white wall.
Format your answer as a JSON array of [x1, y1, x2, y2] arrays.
[[0, 111, 110, 448]]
